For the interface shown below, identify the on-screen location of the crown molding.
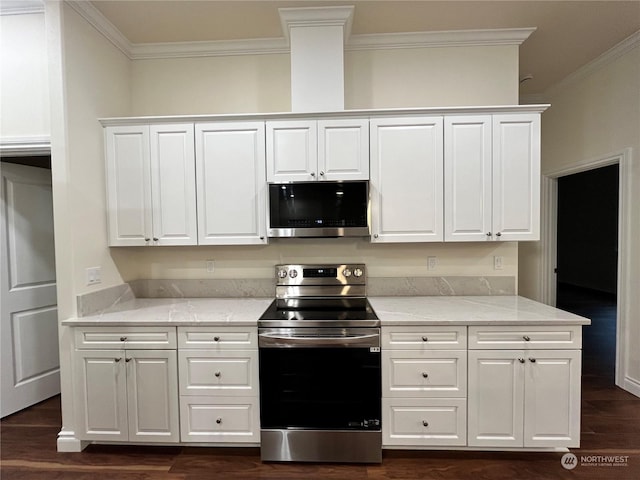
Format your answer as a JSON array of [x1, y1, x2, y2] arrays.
[[64, 1, 535, 61], [545, 29, 640, 98], [347, 27, 536, 51], [65, 0, 132, 58], [0, 0, 44, 15], [0, 136, 51, 156]]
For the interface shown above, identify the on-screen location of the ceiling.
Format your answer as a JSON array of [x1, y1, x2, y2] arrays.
[[90, 1, 640, 95]]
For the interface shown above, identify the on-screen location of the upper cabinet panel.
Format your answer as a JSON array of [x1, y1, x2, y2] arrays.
[[266, 120, 317, 182], [318, 119, 369, 181]]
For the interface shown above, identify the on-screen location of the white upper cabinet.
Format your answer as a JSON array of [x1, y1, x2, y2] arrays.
[[492, 114, 540, 241], [105, 124, 197, 246], [370, 117, 444, 243], [195, 122, 267, 245], [444, 114, 541, 242], [444, 116, 492, 242], [266, 119, 369, 182]]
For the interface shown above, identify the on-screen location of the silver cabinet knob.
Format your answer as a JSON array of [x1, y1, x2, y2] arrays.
[[529, 358, 536, 363], [495, 232, 502, 237], [214, 336, 220, 342], [310, 172, 316, 177], [216, 417, 222, 424], [115, 358, 122, 362], [518, 358, 525, 363], [144, 237, 150, 242], [486, 232, 492, 237], [523, 335, 531, 341], [373, 233, 379, 239], [214, 371, 221, 377], [319, 171, 325, 176], [422, 372, 428, 378], [120, 337, 127, 342], [260, 236, 265, 240], [422, 336, 428, 342], [125, 358, 132, 362], [153, 237, 159, 241], [422, 421, 429, 427]]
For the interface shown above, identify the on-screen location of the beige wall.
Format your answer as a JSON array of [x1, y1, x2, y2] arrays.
[[0, 12, 50, 140], [519, 41, 640, 391]]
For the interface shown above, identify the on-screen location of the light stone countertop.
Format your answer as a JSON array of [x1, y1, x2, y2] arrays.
[[368, 295, 591, 326], [62, 297, 274, 326], [62, 295, 589, 327]]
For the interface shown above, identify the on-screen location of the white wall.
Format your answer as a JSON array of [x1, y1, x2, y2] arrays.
[[519, 39, 640, 391], [0, 11, 50, 140]]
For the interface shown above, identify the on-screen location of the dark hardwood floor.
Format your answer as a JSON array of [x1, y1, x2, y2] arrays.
[[2, 288, 639, 479]]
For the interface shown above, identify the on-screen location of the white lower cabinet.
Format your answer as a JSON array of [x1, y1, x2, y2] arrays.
[[73, 349, 179, 443], [177, 327, 260, 444], [382, 326, 467, 447], [467, 349, 581, 448]]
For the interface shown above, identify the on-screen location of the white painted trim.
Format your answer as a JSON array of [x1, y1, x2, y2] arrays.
[[60, 3, 537, 61], [65, 0, 131, 58], [0, 0, 44, 16], [545, 30, 640, 98], [279, 6, 354, 43], [539, 176, 557, 306], [56, 428, 88, 452], [0, 137, 51, 156], [541, 148, 636, 397]]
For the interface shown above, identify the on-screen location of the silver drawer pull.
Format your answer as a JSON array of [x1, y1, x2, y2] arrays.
[[422, 421, 429, 427], [216, 417, 222, 424], [422, 336, 428, 342], [529, 358, 536, 363], [523, 335, 531, 341], [422, 372, 428, 378], [214, 371, 221, 377]]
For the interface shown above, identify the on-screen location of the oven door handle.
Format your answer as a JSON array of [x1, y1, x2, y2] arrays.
[[258, 333, 379, 348]]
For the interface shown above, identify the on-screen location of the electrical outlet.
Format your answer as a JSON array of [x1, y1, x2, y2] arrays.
[[494, 256, 504, 270], [427, 256, 438, 271], [206, 260, 215, 273], [86, 267, 102, 285]]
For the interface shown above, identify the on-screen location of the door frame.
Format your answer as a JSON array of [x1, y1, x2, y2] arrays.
[[540, 148, 636, 395]]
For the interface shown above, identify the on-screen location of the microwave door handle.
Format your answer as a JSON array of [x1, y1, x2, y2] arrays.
[[258, 333, 379, 348]]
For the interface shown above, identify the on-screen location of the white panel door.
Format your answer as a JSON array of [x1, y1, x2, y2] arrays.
[[318, 119, 369, 180], [266, 120, 317, 182], [74, 350, 128, 441], [127, 350, 179, 443], [196, 122, 267, 245], [105, 125, 152, 246], [444, 116, 492, 241], [468, 350, 524, 447], [0, 163, 59, 418], [492, 114, 541, 241], [370, 117, 444, 242], [179, 350, 258, 397], [150, 124, 197, 245], [524, 350, 581, 447]]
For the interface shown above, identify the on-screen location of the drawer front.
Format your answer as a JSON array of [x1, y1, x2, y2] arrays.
[[178, 327, 257, 349], [468, 326, 582, 349], [383, 350, 467, 397], [382, 326, 466, 350], [383, 398, 466, 446], [179, 396, 260, 443], [178, 350, 258, 396], [75, 326, 176, 349]]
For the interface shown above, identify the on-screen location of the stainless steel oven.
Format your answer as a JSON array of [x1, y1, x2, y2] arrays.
[[258, 264, 381, 463]]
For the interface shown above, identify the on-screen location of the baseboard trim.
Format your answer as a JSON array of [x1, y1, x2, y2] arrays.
[[57, 429, 89, 452], [621, 376, 640, 398]]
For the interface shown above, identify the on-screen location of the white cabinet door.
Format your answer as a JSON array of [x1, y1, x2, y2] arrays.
[[370, 117, 444, 242], [74, 350, 128, 441], [467, 350, 524, 447], [149, 124, 197, 245], [523, 350, 581, 448], [105, 125, 152, 246], [318, 119, 369, 180], [492, 114, 540, 241], [196, 122, 267, 245], [444, 116, 492, 241], [266, 120, 317, 182], [126, 350, 179, 443]]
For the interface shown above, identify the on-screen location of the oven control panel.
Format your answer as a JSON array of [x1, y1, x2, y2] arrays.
[[275, 264, 366, 286]]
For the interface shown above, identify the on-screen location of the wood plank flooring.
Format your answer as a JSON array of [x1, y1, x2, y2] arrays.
[[2, 287, 639, 479]]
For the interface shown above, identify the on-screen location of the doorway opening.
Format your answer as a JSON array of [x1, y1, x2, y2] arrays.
[[555, 164, 618, 383]]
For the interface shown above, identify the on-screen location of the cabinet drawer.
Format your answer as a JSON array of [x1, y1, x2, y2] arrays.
[[383, 398, 466, 446], [382, 326, 466, 350], [178, 327, 257, 349], [179, 396, 260, 443], [468, 326, 582, 349], [383, 350, 466, 397], [74, 326, 176, 349], [178, 350, 258, 396]]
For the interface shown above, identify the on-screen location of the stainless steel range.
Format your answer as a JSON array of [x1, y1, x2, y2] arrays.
[[258, 264, 381, 463]]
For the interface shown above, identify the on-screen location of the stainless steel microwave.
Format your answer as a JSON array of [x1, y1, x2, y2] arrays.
[[267, 181, 370, 238]]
